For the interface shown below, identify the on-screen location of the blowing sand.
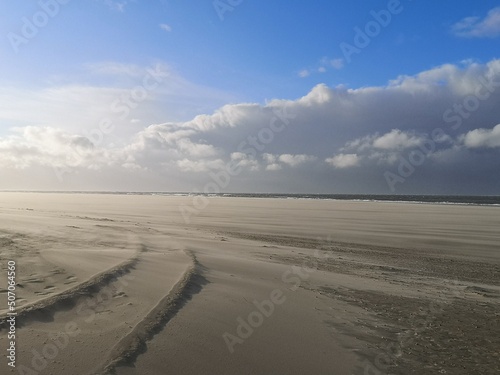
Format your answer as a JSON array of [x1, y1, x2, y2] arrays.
[[0, 193, 499, 374]]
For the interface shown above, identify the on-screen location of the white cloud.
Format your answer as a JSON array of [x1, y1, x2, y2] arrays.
[[230, 152, 259, 171], [262, 153, 315, 170], [342, 130, 425, 153], [330, 58, 344, 70], [451, 7, 500, 38], [0, 126, 118, 170], [266, 163, 282, 171], [176, 158, 225, 173], [186, 103, 264, 131], [100, 0, 131, 12], [278, 154, 316, 166], [176, 138, 219, 158], [372, 129, 425, 150], [297, 83, 332, 105], [86, 62, 151, 77], [462, 124, 500, 148], [298, 69, 310, 78], [325, 154, 360, 169], [262, 153, 276, 164], [302, 57, 344, 78], [160, 24, 172, 32]]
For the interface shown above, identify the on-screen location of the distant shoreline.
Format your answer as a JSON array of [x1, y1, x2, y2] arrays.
[[1, 191, 500, 206]]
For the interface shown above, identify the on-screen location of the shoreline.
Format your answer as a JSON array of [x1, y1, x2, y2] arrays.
[[1, 190, 499, 206]]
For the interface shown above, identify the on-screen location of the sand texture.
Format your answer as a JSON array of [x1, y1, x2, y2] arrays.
[[0, 193, 499, 374]]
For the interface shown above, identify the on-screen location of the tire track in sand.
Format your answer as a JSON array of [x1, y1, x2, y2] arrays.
[[0, 244, 146, 330], [97, 250, 207, 375]]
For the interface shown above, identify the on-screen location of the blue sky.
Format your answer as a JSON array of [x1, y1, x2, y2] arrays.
[[2, 1, 499, 101], [1, 1, 500, 193]]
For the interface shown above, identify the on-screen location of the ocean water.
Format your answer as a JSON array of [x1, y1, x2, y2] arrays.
[[204, 193, 500, 206], [18, 191, 500, 206]]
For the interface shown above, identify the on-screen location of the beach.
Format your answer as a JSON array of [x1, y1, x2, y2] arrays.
[[0, 193, 499, 374]]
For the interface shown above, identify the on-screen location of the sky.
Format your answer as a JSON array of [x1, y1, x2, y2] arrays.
[[1, 0, 500, 194]]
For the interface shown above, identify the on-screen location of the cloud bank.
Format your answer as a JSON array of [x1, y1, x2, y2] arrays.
[[1, 60, 500, 194]]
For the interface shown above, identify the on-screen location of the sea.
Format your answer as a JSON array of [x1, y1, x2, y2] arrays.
[[17, 192, 500, 206]]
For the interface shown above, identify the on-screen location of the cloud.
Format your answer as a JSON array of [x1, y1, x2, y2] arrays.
[[462, 124, 500, 148], [262, 153, 316, 170], [100, 0, 131, 12], [325, 154, 360, 169], [278, 154, 316, 166], [265, 163, 282, 171], [160, 24, 172, 32], [230, 152, 259, 171], [301, 58, 344, 78], [298, 69, 310, 78], [262, 154, 281, 171], [0, 126, 115, 170], [339, 128, 458, 167], [85, 61, 151, 77], [0, 62, 236, 138], [372, 129, 425, 150], [2, 59, 500, 193], [330, 58, 344, 70], [176, 158, 225, 173], [451, 7, 500, 38], [341, 130, 426, 153]]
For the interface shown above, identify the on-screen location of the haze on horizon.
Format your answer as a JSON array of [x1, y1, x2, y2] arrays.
[[1, 1, 500, 195]]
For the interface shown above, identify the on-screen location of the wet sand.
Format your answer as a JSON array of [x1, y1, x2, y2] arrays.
[[0, 193, 499, 374]]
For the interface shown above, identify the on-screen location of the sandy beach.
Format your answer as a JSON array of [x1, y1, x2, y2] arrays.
[[0, 193, 499, 374]]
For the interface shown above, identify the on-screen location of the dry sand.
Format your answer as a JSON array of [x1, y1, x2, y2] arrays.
[[0, 193, 499, 374]]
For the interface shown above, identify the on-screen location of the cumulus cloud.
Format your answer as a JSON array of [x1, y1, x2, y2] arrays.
[[372, 129, 425, 150], [230, 152, 260, 171], [176, 158, 225, 173], [262, 153, 317, 171], [325, 154, 360, 169], [0, 126, 119, 170], [278, 154, 317, 166], [462, 124, 500, 148], [342, 129, 429, 154], [266, 163, 282, 171], [2, 60, 500, 193], [451, 7, 500, 38], [261, 153, 315, 170]]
